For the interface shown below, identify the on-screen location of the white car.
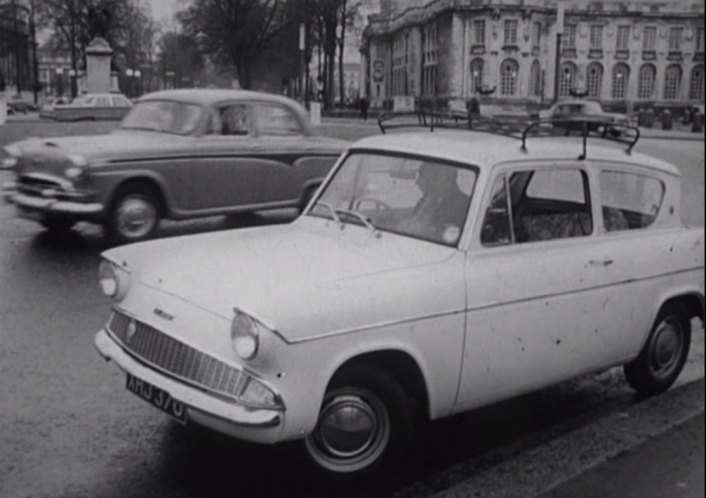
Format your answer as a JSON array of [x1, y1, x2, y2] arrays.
[[539, 100, 629, 130], [93, 118, 704, 476]]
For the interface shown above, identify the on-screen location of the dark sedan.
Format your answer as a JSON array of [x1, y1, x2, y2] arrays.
[[1, 89, 348, 243]]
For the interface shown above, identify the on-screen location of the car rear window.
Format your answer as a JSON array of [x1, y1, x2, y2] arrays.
[[599, 170, 664, 231], [254, 104, 303, 136]]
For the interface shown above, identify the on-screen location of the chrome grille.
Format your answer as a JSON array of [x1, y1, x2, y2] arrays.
[[17, 176, 63, 196], [108, 311, 245, 400]]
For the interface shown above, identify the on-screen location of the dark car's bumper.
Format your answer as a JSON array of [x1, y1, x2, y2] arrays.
[[2, 182, 103, 219]]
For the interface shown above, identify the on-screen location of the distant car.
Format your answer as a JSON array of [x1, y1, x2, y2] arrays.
[[2, 89, 347, 243], [7, 95, 31, 114], [40, 93, 133, 121], [539, 100, 629, 131], [92, 115, 704, 476]]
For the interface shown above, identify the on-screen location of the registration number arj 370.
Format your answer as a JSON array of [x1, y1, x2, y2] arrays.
[[126, 373, 187, 424]]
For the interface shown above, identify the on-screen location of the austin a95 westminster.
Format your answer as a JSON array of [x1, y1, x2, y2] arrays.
[[92, 114, 704, 476]]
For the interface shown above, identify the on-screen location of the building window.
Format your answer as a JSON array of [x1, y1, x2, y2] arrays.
[[532, 22, 541, 49], [637, 64, 655, 99], [663, 64, 682, 100], [564, 24, 577, 48], [500, 59, 518, 96], [587, 63, 603, 98], [530, 60, 542, 97], [422, 23, 438, 96], [612, 63, 630, 99], [473, 20, 485, 45], [690, 65, 704, 100], [668, 27, 683, 51], [559, 62, 577, 97], [643, 26, 657, 50], [470, 58, 484, 94], [616, 25, 630, 50], [590, 25, 603, 49], [697, 28, 705, 52], [504, 20, 518, 45], [391, 33, 408, 95]]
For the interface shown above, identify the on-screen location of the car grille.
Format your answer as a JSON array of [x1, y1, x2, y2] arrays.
[[108, 311, 246, 401], [16, 176, 63, 196]]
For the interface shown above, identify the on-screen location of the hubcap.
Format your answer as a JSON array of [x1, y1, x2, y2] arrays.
[[649, 317, 682, 379], [115, 197, 157, 239], [306, 390, 390, 473]]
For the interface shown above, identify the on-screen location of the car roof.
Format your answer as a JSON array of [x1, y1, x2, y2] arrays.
[[350, 131, 680, 176], [139, 88, 299, 108]]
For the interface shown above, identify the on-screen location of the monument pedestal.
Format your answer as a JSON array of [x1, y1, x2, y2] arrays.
[[85, 38, 113, 94]]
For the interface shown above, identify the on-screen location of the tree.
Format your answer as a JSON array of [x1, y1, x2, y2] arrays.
[[179, 0, 286, 89]]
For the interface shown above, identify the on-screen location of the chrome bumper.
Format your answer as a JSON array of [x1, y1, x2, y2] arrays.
[[94, 329, 284, 443], [3, 187, 103, 216]]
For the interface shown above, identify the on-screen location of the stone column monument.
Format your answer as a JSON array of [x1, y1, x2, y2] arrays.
[[85, 37, 113, 94]]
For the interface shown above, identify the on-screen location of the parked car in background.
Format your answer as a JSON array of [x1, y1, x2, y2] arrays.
[[539, 100, 629, 131], [7, 94, 32, 114], [39, 92, 133, 121], [38, 96, 69, 119], [2, 89, 347, 243], [92, 116, 704, 476]]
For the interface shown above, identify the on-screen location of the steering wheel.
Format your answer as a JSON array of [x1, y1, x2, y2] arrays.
[[354, 197, 391, 212]]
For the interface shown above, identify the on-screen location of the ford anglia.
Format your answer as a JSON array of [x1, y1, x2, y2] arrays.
[[2, 89, 346, 243], [93, 117, 704, 476]]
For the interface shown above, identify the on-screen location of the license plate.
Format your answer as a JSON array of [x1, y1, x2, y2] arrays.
[[126, 373, 187, 424], [16, 205, 43, 221]]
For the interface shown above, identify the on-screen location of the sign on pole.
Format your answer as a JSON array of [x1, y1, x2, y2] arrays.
[[556, 0, 565, 34]]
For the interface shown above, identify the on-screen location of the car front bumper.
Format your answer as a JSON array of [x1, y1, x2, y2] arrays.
[[94, 329, 285, 443], [2, 183, 103, 218]]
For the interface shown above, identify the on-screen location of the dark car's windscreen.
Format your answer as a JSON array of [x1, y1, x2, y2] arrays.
[[120, 100, 203, 135]]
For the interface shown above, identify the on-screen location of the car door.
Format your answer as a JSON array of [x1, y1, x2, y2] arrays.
[[188, 103, 273, 212], [455, 161, 620, 412]]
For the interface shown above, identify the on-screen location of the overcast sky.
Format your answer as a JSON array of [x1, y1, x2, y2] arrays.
[[147, 0, 184, 23]]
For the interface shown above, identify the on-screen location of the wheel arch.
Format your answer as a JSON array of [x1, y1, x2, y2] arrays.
[[326, 348, 431, 422], [658, 291, 705, 323], [107, 174, 171, 218]]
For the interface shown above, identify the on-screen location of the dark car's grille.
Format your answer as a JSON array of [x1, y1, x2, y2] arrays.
[[108, 311, 246, 401], [16, 176, 63, 196]]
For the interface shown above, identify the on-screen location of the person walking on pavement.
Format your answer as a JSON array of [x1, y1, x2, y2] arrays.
[[359, 95, 369, 120]]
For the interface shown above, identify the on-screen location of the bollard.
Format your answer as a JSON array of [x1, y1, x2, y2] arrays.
[[683, 108, 692, 125], [693, 111, 704, 133], [644, 108, 655, 128], [637, 108, 645, 126], [661, 109, 672, 130]]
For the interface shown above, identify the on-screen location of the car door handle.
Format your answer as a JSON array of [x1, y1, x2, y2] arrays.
[[589, 258, 614, 267]]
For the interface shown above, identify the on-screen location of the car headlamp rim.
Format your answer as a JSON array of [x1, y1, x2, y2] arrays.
[[98, 259, 130, 300], [231, 308, 262, 360], [64, 165, 86, 180]]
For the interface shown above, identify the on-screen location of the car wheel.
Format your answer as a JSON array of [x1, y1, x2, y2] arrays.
[[107, 184, 161, 244], [624, 303, 691, 396], [40, 218, 75, 233], [303, 364, 413, 476]]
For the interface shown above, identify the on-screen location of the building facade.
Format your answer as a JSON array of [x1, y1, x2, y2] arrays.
[[361, 0, 705, 111]]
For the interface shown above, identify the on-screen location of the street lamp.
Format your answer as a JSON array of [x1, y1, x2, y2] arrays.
[[125, 68, 134, 97], [55, 67, 64, 97], [68, 68, 76, 99], [134, 70, 142, 97]]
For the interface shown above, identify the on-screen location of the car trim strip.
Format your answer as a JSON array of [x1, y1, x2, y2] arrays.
[[106, 152, 339, 165]]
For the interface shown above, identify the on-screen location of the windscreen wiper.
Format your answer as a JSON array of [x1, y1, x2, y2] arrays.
[[313, 201, 341, 226], [335, 208, 381, 238]]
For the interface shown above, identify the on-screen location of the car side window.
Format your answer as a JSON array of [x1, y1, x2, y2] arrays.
[[218, 104, 250, 136], [600, 170, 664, 232], [481, 168, 592, 246], [255, 104, 303, 136], [95, 96, 111, 107], [111, 96, 130, 107]]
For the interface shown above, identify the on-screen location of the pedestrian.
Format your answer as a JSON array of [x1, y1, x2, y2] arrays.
[[359, 96, 369, 120]]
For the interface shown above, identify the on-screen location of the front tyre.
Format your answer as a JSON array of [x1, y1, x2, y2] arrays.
[[624, 303, 691, 396], [304, 364, 413, 476], [40, 218, 75, 233], [107, 184, 161, 244]]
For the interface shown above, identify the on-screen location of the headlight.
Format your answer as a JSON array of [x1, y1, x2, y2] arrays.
[[230, 308, 262, 360], [65, 155, 88, 180], [4, 145, 21, 157], [98, 259, 130, 300]]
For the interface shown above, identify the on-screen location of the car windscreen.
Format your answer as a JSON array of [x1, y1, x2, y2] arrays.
[[309, 151, 477, 247], [120, 100, 203, 135]]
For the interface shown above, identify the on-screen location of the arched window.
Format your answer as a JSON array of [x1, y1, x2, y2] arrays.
[[559, 62, 577, 98], [637, 64, 655, 100], [663, 64, 682, 100], [586, 63, 603, 99], [611, 63, 630, 99], [500, 59, 519, 96], [529, 60, 541, 97], [689, 65, 704, 101], [470, 58, 484, 94]]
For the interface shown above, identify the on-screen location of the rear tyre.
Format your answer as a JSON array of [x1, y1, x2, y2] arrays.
[[303, 364, 413, 477], [107, 183, 161, 244], [624, 303, 691, 396]]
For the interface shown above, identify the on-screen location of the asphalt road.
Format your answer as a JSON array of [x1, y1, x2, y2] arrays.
[[0, 120, 703, 498]]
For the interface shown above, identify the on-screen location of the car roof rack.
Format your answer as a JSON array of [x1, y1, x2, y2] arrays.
[[521, 117, 641, 160], [377, 110, 524, 138]]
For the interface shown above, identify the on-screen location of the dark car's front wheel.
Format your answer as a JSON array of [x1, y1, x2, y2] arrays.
[[107, 183, 161, 244], [303, 364, 413, 476], [40, 217, 75, 234]]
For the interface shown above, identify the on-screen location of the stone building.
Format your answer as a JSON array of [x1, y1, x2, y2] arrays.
[[360, 0, 705, 111]]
